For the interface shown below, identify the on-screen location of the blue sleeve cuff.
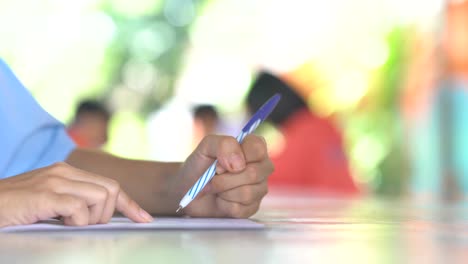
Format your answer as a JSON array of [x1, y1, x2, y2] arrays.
[[4, 125, 76, 178], [0, 58, 76, 179]]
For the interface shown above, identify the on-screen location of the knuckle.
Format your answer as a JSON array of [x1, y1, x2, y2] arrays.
[[48, 162, 70, 173], [200, 135, 217, 147], [106, 179, 121, 196], [97, 186, 109, 201], [43, 175, 63, 189], [228, 203, 244, 218], [246, 166, 259, 182], [220, 136, 238, 150], [241, 187, 254, 204]]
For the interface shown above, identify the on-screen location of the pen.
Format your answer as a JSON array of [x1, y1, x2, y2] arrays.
[[176, 93, 281, 213]]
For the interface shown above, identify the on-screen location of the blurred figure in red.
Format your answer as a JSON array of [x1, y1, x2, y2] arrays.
[[247, 71, 359, 195], [67, 100, 111, 149]]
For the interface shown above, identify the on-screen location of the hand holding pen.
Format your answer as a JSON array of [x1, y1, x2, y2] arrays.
[[175, 94, 280, 217]]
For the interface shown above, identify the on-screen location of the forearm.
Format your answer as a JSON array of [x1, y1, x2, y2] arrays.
[[66, 148, 185, 215]]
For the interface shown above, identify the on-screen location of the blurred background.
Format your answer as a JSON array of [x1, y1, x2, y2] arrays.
[[2, 0, 468, 199]]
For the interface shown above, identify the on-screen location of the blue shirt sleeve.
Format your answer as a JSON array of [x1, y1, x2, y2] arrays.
[[0, 59, 76, 178]]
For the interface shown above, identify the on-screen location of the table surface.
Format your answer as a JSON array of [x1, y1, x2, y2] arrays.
[[2, 189, 468, 264]]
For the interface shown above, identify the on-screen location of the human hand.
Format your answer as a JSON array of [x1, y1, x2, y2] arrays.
[[0, 163, 153, 228], [175, 134, 273, 218]]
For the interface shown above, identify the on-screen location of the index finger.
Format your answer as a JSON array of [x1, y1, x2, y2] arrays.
[[49, 163, 152, 223], [115, 189, 153, 223]]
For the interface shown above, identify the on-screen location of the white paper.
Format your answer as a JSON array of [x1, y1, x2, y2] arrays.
[[1, 217, 264, 232]]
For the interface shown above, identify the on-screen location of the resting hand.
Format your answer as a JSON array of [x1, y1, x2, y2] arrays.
[[176, 134, 273, 218], [0, 163, 152, 227]]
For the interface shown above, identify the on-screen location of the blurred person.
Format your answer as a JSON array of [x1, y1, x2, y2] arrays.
[[402, 1, 468, 200], [191, 104, 220, 148], [0, 58, 273, 227], [67, 100, 111, 149], [246, 71, 359, 195]]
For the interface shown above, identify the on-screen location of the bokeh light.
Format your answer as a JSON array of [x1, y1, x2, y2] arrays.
[[0, 0, 446, 194]]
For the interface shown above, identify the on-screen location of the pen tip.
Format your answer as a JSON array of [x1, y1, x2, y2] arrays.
[[176, 206, 183, 213]]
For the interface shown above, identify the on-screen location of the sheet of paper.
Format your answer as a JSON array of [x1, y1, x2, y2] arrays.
[[1, 217, 264, 232]]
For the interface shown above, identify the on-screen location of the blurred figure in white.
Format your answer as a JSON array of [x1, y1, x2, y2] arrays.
[[146, 99, 193, 162]]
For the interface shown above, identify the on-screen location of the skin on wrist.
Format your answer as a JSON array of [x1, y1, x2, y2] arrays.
[[66, 148, 186, 215]]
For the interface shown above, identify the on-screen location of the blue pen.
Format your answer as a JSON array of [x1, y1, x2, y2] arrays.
[[176, 94, 281, 212]]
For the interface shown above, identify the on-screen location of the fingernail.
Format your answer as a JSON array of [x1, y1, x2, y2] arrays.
[[230, 153, 245, 171], [139, 208, 153, 222]]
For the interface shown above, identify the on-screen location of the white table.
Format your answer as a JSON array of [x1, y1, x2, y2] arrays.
[[1, 189, 467, 263]]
